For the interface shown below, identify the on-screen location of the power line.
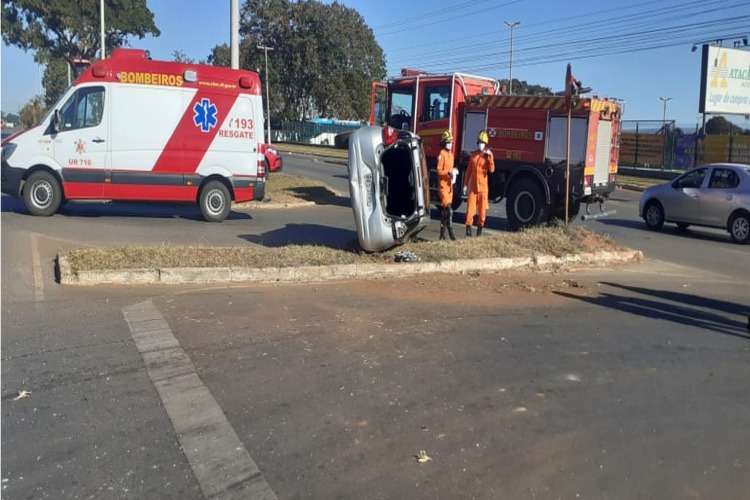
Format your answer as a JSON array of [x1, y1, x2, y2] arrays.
[[371, 0, 498, 31]]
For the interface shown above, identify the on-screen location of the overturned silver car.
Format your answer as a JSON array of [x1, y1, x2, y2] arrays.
[[347, 126, 430, 252]]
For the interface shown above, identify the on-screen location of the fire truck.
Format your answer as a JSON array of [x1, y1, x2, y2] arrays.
[[368, 68, 622, 228]]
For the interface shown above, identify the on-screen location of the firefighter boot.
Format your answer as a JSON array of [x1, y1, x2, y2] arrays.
[[476, 226, 483, 237], [447, 208, 456, 241], [439, 207, 447, 240], [466, 226, 473, 237]]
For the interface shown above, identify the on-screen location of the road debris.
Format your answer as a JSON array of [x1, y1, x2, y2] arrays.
[[394, 250, 420, 263], [415, 450, 432, 463], [13, 390, 31, 401], [512, 406, 528, 413]]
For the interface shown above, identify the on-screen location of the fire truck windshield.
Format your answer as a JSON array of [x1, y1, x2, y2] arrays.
[[388, 89, 414, 130]]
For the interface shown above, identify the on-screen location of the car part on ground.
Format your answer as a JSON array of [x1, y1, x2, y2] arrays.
[[639, 163, 750, 243], [348, 126, 429, 252]]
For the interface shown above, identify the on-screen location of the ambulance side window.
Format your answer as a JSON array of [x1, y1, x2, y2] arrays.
[[59, 86, 105, 131]]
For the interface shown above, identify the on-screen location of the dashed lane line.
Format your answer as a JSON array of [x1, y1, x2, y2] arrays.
[[122, 300, 277, 500]]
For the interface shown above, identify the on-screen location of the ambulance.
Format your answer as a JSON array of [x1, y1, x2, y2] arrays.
[[1, 48, 266, 222]]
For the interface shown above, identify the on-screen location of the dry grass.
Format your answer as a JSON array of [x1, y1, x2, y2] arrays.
[[617, 175, 664, 189], [273, 142, 348, 159], [237, 173, 342, 206], [64, 225, 622, 274]]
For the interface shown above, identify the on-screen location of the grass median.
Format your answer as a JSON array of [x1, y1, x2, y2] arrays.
[[64, 225, 622, 275], [236, 172, 343, 207], [273, 142, 348, 160]]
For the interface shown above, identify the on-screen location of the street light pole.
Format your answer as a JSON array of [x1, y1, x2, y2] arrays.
[[230, 0, 240, 69], [258, 45, 274, 144], [100, 0, 106, 58], [504, 21, 520, 95], [659, 96, 672, 126]]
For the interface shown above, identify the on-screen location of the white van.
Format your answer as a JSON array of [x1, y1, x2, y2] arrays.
[[1, 48, 266, 221]]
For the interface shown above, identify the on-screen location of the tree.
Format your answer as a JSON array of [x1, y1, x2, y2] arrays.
[[171, 50, 194, 64], [209, 0, 386, 122], [1, 112, 21, 124], [704, 116, 748, 135], [499, 79, 553, 96], [2, 0, 160, 70], [42, 58, 69, 107], [18, 95, 47, 128]]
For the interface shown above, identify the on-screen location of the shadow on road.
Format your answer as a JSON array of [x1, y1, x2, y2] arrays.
[[283, 186, 350, 207], [556, 282, 749, 340], [1, 196, 252, 221], [596, 218, 731, 244], [239, 223, 357, 249]]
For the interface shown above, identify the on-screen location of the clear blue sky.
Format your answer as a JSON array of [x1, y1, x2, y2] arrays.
[[2, 0, 749, 128]]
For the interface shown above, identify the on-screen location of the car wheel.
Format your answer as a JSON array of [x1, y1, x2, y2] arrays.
[[676, 222, 689, 232], [199, 180, 231, 222], [23, 170, 62, 216], [643, 200, 664, 230], [506, 178, 548, 231], [728, 212, 750, 244]]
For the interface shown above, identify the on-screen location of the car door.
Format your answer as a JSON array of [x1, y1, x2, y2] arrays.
[[52, 85, 109, 197], [664, 167, 707, 224], [700, 167, 742, 227]]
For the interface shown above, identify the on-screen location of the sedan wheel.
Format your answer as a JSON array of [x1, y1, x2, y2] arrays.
[[729, 213, 750, 244], [644, 201, 664, 230]]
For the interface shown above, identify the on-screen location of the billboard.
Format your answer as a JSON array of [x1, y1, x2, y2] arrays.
[[699, 45, 750, 115]]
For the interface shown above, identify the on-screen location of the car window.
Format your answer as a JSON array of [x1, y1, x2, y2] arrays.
[[59, 86, 105, 131], [708, 168, 740, 189], [674, 168, 706, 189], [421, 85, 450, 122]]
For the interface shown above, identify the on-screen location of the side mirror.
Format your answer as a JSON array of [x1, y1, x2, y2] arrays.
[[50, 109, 60, 133]]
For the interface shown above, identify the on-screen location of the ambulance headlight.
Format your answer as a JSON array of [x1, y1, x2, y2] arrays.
[[1, 143, 16, 163]]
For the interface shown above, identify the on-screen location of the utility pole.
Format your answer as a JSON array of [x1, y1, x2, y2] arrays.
[[504, 21, 520, 95], [258, 45, 274, 144], [230, 0, 240, 69], [659, 97, 672, 169], [100, 0, 106, 58]]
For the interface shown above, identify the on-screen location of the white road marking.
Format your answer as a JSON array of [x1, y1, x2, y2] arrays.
[[29, 233, 44, 302], [122, 300, 277, 500]]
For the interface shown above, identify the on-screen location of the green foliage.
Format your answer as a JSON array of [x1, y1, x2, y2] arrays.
[[704, 116, 749, 135], [209, 0, 386, 122], [171, 50, 195, 64], [1, 112, 21, 124], [499, 79, 554, 96], [19, 95, 46, 128], [2, 0, 160, 66], [42, 58, 70, 108]]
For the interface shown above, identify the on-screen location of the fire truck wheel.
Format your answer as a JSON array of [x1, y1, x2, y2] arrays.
[[23, 170, 62, 217], [643, 200, 664, 230], [199, 180, 231, 222], [506, 178, 548, 230]]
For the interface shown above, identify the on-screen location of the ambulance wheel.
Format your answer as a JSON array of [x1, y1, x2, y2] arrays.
[[506, 178, 548, 231], [23, 170, 62, 216], [199, 180, 231, 222]]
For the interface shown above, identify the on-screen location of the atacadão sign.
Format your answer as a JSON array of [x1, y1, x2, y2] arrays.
[[699, 45, 750, 115]]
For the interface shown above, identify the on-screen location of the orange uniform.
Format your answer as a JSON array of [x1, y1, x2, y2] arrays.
[[464, 149, 495, 227], [436, 149, 454, 207]]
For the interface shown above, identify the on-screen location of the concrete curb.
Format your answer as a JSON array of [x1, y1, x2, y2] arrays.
[[58, 250, 644, 286], [617, 183, 647, 192], [233, 200, 316, 210]]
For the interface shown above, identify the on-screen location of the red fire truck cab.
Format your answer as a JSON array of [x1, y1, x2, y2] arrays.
[[369, 69, 622, 228]]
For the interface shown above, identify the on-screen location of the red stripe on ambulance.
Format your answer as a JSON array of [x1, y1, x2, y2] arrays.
[[152, 90, 240, 173]]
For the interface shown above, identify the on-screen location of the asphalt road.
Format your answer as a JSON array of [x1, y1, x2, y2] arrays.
[[2, 153, 749, 499]]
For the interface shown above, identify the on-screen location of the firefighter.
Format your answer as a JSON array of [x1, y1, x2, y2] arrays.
[[437, 130, 457, 240], [463, 130, 495, 237]]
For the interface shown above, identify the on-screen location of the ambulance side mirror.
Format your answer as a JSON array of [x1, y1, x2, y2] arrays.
[[50, 110, 60, 133]]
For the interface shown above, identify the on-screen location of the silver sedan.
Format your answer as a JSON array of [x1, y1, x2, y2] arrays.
[[639, 163, 750, 243]]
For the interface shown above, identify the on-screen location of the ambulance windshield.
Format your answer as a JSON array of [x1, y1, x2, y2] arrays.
[[388, 88, 414, 131]]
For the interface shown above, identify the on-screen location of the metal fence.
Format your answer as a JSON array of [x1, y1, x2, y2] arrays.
[[271, 121, 361, 146], [620, 119, 750, 170]]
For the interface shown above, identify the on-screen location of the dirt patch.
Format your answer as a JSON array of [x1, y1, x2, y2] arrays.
[[64, 226, 623, 274], [235, 173, 343, 208]]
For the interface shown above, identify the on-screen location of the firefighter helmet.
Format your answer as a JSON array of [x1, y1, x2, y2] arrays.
[[441, 130, 453, 143], [477, 130, 490, 144]]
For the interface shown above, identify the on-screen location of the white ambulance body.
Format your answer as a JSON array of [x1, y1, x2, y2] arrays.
[[1, 48, 266, 221]]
